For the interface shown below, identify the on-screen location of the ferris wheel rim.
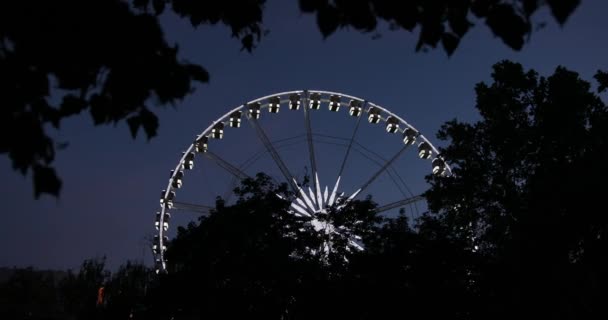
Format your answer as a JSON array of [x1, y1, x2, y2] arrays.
[[154, 89, 452, 273]]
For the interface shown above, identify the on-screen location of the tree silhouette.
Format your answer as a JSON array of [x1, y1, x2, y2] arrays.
[[0, 0, 236, 198], [103, 261, 153, 320], [425, 60, 608, 319], [1, 0, 581, 198], [59, 257, 109, 319], [0, 267, 62, 320], [149, 173, 481, 319], [152, 173, 381, 318], [298, 0, 580, 55]]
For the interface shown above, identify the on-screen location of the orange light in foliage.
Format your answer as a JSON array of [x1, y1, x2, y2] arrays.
[[97, 286, 105, 306]]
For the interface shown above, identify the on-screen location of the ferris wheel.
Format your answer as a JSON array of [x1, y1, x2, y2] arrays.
[[153, 90, 451, 273]]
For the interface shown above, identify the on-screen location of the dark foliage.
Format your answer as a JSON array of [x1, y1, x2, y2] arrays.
[[299, 0, 580, 55], [425, 60, 608, 319], [158, 173, 369, 318], [149, 173, 474, 319], [0, 258, 155, 320], [59, 258, 109, 319], [132, 0, 265, 52], [0, 267, 63, 320], [0, 0, 253, 197]]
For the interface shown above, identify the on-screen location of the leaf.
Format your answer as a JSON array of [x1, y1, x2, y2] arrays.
[[523, 0, 539, 16], [447, 0, 472, 37], [240, 34, 255, 53], [470, 0, 495, 17], [594, 70, 608, 93], [186, 64, 210, 83], [89, 94, 109, 125], [133, 0, 150, 10], [485, 4, 529, 50], [127, 115, 142, 138], [33, 165, 62, 198], [442, 33, 460, 56], [139, 108, 159, 140], [547, 0, 580, 25], [60, 95, 87, 117], [299, 0, 325, 13], [317, 5, 340, 38], [152, 0, 166, 15]]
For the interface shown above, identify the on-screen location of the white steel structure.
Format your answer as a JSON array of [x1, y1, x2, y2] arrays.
[[153, 90, 451, 273]]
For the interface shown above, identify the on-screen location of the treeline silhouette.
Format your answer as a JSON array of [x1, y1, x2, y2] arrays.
[[2, 61, 606, 319]]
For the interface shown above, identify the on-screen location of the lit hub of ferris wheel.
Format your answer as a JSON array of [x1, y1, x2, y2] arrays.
[[152, 90, 451, 274]]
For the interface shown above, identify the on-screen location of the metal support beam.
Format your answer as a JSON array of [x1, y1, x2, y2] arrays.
[[374, 195, 424, 214], [248, 117, 299, 193], [172, 201, 214, 214], [354, 145, 410, 198], [303, 90, 318, 179], [205, 151, 251, 181], [338, 102, 365, 178]]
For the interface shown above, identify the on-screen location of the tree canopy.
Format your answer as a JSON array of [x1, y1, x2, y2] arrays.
[[146, 173, 475, 319], [0, 0, 581, 197], [425, 60, 608, 319]]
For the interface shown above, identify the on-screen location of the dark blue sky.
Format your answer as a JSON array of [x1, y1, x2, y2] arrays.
[[1, 0, 607, 270]]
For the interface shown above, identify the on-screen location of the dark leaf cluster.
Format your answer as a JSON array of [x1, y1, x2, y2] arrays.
[[299, 0, 580, 55], [425, 60, 608, 318], [0, 0, 214, 197]]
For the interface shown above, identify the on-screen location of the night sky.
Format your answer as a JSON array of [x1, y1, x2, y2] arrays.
[[1, 0, 607, 271]]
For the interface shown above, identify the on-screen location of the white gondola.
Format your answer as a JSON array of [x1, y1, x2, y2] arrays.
[[160, 190, 175, 208], [309, 92, 321, 110], [368, 107, 381, 124], [229, 111, 241, 128], [329, 95, 340, 112], [154, 259, 163, 274], [153, 235, 168, 254], [171, 170, 184, 189], [248, 102, 261, 119], [182, 152, 195, 170], [349, 100, 362, 117], [194, 136, 208, 153], [386, 116, 399, 133], [418, 141, 433, 159], [289, 93, 301, 110], [402, 127, 417, 145], [268, 96, 280, 113], [432, 158, 447, 175], [155, 212, 171, 231], [211, 123, 224, 139], [153, 235, 168, 243]]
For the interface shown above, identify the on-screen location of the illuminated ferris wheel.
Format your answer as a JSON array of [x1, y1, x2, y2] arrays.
[[153, 90, 451, 273]]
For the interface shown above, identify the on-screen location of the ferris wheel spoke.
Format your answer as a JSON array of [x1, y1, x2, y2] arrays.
[[353, 142, 416, 198], [353, 145, 410, 199], [204, 151, 251, 181], [338, 102, 364, 178], [172, 201, 214, 215], [314, 135, 418, 212], [248, 117, 299, 193], [374, 195, 425, 214], [303, 91, 318, 179], [349, 144, 411, 199], [312, 134, 415, 201]]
